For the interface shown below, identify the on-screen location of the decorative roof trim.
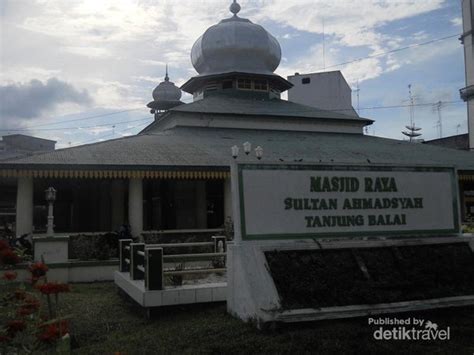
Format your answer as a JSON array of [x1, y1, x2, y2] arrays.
[[459, 174, 474, 181], [0, 169, 230, 180]]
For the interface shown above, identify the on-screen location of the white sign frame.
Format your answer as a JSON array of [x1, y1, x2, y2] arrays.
[[231, 162, 461, 241]]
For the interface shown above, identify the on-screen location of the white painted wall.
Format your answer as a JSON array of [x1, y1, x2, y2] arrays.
[[462, 0, 474, 149], [158, 113, 366, 135], [287, 71, 358, 117], [224, 178, 233, 221]]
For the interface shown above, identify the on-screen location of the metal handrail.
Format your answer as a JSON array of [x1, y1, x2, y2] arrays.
[[164, 268, 226, 276], [147, 242, 214, 248], [164, 252, 226, 262]]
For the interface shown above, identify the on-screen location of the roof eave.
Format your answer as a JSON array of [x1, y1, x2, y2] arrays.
[[181, 72, 293, 94]]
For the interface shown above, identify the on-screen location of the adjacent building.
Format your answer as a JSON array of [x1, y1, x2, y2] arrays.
[[287, 71, 358, 117], [461, 0, 474, 149], [0, 135, 56, 232], [424, 133, 469, 150], [2, 1, 474, 238], [0, 134, 56, 161]]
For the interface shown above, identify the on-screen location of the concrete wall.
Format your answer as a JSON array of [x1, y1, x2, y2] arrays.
[[158, 112, 365, 135], [2, 134, 56, 152], [287, 71, 358, 117], [423, 134, 469, 150]]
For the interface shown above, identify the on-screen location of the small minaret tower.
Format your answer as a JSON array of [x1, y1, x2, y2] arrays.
[[147, 65, 183, 120]]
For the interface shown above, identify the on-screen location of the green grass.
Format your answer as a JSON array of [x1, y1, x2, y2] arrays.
[[62, 282, 474, 354]]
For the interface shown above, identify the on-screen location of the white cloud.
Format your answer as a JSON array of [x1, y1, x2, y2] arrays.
[[256, 0, 444, 47], [62, 46, 112, 58], [451, 17, 462, 27], [259, 0, 447, 84], [1, 0, 463, 142]]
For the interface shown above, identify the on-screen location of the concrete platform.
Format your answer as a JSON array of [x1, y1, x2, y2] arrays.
[[114, 271, 227, 307], [273, 295, 474, 323]]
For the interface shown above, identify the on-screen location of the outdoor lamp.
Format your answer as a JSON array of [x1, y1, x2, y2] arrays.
[[231, 145, 239, 159], [243, 142, 251, 155], [45, 187, 57, 236], [255, 146, 263, 160], [45, 187, 57, 203]]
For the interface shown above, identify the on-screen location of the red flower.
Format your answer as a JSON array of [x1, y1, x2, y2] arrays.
[[0, 334, 11, 343], [2, 271, 17, 281], [37, 282, 70, 295], [6, 320, 26, 336], [14, 289, 26, 300], [28, 262, 48, 278], [0, 249, 20, 265], [37, 320, 69, 343], [17, 296, 40, 316], [0, 239, 9, 251]]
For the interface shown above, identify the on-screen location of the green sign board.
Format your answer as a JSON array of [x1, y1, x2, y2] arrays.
[[234, 164, 460, 241]]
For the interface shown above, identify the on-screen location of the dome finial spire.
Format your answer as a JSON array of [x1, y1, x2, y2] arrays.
[[165, 64, 169, 82], [230, 0, 241, 16]]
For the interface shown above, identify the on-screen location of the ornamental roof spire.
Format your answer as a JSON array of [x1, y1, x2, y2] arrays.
[[230, 0, 241, 16], [165, 64, 169, 82]]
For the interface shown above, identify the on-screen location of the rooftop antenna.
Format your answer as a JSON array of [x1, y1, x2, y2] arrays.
[[402, 84, 422, 142], [355, 80, 360, 115], [353, 80, 366, 133], [432, 100, 445, 138], [322, 17, 326, 71]]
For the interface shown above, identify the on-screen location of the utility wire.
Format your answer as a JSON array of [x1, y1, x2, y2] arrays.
[[2, 34, 459, 131], [73, 122, 151, 146], [316, 33, 460, 71], [0, 117, 152, 132], [0, 100, 465, 132], [28, 107, 145, 128]]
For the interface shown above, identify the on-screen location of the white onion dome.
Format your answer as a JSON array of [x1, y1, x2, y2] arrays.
[[190, 1, 281, 76], [152, 72, 182, 102]]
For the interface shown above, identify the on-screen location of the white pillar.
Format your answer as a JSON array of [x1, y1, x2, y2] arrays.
[[469, 101, 474, 150], [128, 178, 143, 238], [111, 180, 125, 231], [224, 178, 233, 221], [16, 177, 34, 237], [196, 181, 207, 229], [461, 0, 474, 149]]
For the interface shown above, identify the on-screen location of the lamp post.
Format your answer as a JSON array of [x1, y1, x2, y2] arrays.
[[255, 146, 263, 160], [45, 187, 57, 236], [243, 142, 251, 155], [231, 145, 239, 159]]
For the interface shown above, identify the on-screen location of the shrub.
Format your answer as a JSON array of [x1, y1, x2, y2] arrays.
[[0, 258, 71, 353], [167, 263, 185, 286], [69, 233, 119, 260], [462, 224, 474, 233]]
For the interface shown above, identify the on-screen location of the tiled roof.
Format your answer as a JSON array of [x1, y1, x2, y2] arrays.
[[169, 94, 371, 122], [2, 127, 474, 170]]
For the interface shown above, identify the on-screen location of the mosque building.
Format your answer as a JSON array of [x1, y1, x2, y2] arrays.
[[2, 1, 474, 237]]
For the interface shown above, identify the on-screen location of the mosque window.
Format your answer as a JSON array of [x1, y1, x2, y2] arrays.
[[302, 77, 311, 84], [237, 79, 252, 90], [222, 80, 233, 89], [254, 80, 268, 91], [205, 84, 218, 92]]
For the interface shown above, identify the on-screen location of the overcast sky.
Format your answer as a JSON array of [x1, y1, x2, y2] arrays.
[[0, 0, 468, 148]]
